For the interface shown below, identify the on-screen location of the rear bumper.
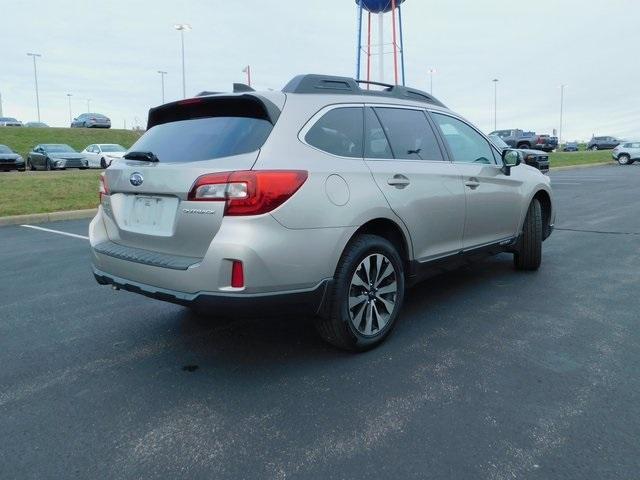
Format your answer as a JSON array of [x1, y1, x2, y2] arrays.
[[93, 266, 331, 315]]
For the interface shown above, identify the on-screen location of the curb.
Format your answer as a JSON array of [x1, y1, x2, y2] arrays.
[[550, 161, 614, 171], [0, 209, 97, 227]]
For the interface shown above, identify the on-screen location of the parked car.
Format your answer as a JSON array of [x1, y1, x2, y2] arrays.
[[26, 144, 89, 170], [70, 113, 111, 129], [489, 129, 535, 149], [23, 121, 49, 128], [0, 117, 23, 127], [587, 136, 621, 151], [90, 74, 555, 351], [612, 141, 640, 165], [563, 142, 579, 152], [534, 134, 559, 152], [488, 134, 549, 173], [81, 144, 127, 168], [0, 144, 25, 171]]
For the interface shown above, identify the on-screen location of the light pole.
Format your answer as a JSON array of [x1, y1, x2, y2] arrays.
[[174, 24, 192, 98], [157, 70, 168, 103], [428, 68, 436, 95], [0, 91, 3, 117], [492, 78, 499, 131], [559, 84, 567, 148], [66, 93, 72, 123], [27, 53, 42, 122], [86, 98, 91, 112]]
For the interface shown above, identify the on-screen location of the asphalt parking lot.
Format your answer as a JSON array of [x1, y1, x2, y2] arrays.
[[1, 165, 639, 479]]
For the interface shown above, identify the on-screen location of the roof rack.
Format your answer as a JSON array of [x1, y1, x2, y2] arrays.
[[282, 74, 446, 108]]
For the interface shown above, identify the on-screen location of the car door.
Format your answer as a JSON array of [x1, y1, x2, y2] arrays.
[[363, 106, 465, 262], [89, 145, 101, 167], [430, 112, 523, 249], [631, 142, 640, 160], [32, 146, 44, 168]]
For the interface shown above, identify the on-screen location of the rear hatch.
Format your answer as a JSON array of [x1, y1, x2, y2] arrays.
[[100, 94, 282, 258]]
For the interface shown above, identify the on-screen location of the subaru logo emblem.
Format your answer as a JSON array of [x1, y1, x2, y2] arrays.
[[130, 172, 143, 187]]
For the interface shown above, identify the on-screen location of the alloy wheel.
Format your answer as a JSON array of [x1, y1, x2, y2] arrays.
[[348, 253, 398, 337]]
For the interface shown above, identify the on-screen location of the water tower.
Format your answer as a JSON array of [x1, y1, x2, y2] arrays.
[[355, 0, 407, 86]]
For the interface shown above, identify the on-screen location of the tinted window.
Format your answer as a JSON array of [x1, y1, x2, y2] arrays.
[[43, 144, 76, 153], [432, 113, 496, 164], [305, 107, 363, 158], [374, 108, 443, 161], [364, 107, 392, 158], [101, 144, 125, 152], [129, 116, 273, 163], [0, 145, 12, 153]]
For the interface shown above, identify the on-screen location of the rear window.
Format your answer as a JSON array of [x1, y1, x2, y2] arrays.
[[128, 116, 273, 163], [0, 145, 12, 153]]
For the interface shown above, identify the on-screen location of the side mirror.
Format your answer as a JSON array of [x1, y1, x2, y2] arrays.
[[501, 149, 522, 176]]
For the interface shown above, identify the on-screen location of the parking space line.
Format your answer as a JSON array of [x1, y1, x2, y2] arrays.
[[20, 225, 89, 241]]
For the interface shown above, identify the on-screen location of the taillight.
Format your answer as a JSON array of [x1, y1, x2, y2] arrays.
[[99, 173, 109, 202], [188, 170, 308, 216]]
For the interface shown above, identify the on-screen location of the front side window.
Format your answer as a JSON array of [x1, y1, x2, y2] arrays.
[[305, 107, 363, 158], [374, 108, 443, 161], [431, 113, 497, 165]]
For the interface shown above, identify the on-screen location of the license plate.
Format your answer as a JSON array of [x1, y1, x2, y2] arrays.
[[131, 196, 163, 226]]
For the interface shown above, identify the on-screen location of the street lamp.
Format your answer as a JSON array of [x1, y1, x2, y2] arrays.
[[559, 84, 567, 148], [174, 24, 192, 98], [86, 98, 91, 112], [157, 70, 168, 103], [428, 68, 436, 95], [492, 78, 499, 131], [27, 53, 42, 122], [66, 93, 72, 123]]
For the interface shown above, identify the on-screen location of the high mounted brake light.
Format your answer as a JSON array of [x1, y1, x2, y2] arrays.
[[188, 170, 308, 216]]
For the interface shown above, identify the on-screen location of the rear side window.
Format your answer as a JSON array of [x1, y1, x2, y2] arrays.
[[129, 116, 273, 163], [374, 108, 443, 161], [364, 107, 393, 158], [305, 107, 363, 158]]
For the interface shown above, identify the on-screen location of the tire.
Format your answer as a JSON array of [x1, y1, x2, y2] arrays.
[[517, 143, 530, 150], [617, 154, 631, 165], [314, 234, 405, 351], [590, 145, 598, 151], [514, 199, 542, 271], [100, 157, 107, 169], [27, 159, 36, 171]]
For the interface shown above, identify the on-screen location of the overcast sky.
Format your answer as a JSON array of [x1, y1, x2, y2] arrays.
[[2, 0, 639, 140]]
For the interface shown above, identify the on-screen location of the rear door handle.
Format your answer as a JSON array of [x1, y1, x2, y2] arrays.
[[464, 177, 480, 189], [387, 174, 410, 188]]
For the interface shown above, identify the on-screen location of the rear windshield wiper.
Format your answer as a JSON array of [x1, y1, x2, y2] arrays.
[[123, 151, 159, 162]]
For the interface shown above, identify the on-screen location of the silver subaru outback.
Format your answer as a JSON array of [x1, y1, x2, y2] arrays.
[[90, 74, 555, 351]]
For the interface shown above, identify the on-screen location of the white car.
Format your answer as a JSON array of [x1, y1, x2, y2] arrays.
[[612, 141, 640, 165], [81, 144, 127, 168]]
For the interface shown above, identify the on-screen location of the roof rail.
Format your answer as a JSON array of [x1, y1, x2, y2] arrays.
[[282, 74, 446, 108]]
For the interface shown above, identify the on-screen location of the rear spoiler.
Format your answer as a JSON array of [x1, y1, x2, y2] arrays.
[[147, 94, 281, 129]]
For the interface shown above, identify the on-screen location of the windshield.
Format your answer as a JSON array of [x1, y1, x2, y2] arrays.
[[0, 145, 12, 153], [128, 116, 273, 163], [488, 135, 509, 149], [100, 144, 125, 152], [1, 117, 18, 122], [44, 144, 76, 153]]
